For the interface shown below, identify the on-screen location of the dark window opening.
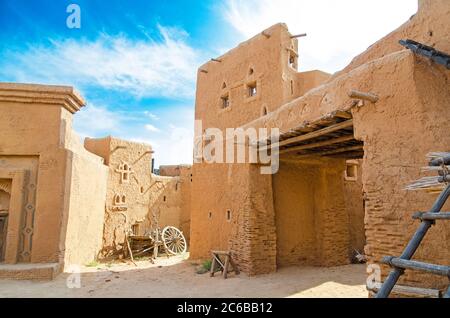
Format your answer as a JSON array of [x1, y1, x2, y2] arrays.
[[131, 224, 139, 236], [262, 106, 268, 116], [226, 210, 232, 221], [247, 82, 257, 97], [221, 94, 230, 108]]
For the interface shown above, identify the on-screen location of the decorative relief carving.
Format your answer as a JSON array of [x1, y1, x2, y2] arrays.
[[0, 180, 11, 194], [115, 162, 132, 184], [112, 193, 127, 212], [20, 171, 35, 262]]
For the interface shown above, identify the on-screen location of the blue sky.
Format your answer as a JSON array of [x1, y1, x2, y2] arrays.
[[0, 0, 417, 167]]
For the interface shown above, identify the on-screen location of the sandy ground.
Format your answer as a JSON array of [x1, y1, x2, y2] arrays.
[[0, 254, 368, 298]]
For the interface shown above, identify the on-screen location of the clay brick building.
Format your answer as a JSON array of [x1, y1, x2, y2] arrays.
[[190, 0, 450, 294], [83, 139, 192, 259], [0, 85, 192, 277], [0, 83, 108, 279]]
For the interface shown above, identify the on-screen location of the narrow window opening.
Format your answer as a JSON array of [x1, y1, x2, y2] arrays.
[[288, 51, 298, 70], [222, 82, 227, 89], [208, 212, 212, 219], [131, 224, 139, 236], [163, 195, 167, 202], [290, 80, 294, 95], [248, 68, 254, 75], [221, 94, 230, 109], [226, 210, 232, 221], [140, 186, 144, 194], [262, 106, 268, 116], [247, 82, 257, 97]]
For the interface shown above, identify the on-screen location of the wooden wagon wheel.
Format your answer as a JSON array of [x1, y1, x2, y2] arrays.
[[161, 226, 187, 255]]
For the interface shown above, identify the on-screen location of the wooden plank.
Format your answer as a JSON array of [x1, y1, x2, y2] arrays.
[[211, 250, 231, 255], [412, 212, 450, 221], [223, 256, 230, 279], [279, 134, 355, 155], [383, 256, 450, 277], [295, 145, 363, 157], [210, 255, 217, 277], [368, 282, 441, 298], [333, 110, 352, 119], [261, 119, 353, 152]]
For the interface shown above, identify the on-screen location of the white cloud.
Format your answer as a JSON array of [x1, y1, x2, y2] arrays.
[[144, 111, 160, 121], [222, 0, 418, 72], [1, 24, 202, 98], [73, 104, 121, 138], [144, 124, 161, 132]]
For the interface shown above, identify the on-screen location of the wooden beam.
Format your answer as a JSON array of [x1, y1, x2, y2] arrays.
[[279, 134, 355, 155], [290, 33, 307, 39], [333, 110, 352, 119], [261, 31, 271, 38], [261, 119, 354, 152], [367, 282, 441, 298], [348, 89, 379, 103], [293, 145, 363, 157]]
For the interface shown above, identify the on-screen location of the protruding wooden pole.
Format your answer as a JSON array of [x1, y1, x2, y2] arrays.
[[261, 31, 271, 38], [200, 69, 208, 74], [348, 90, 379, 103], [211, 58, 222, 63], [291, 33, 307, 39]]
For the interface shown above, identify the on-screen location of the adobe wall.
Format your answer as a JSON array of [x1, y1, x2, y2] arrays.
[[0, 83, 108, 277], [85, 137, 153, 258], [191, 23, 330, 274], [242, 22, 449, 292], [190, 163, 236, 259], [158, 164, 192, 242], [195, 23, 329, 132], [272, 161, 318, 266], [273, 157, 359, 267], [343, 160, 365, 256], [85, 139, 192, 258], [192, 1, 449, 288]]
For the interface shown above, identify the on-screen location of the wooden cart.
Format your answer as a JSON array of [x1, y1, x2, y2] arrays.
[[125, 226, 187, 262]]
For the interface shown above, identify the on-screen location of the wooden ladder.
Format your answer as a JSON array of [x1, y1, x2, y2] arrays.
[[376, 154, 450, 298]]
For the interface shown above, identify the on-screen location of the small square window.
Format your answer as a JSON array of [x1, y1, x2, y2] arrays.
[[221, 94, 230, 108], [247, 82, 257, 97], [131, 224, 139, 236], [344, 162, 358, 181]]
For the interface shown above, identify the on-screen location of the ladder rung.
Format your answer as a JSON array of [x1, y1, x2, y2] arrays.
[[413, 212, 450, 221], [367, 282, 442, 298], [382, 256, 450, 277]]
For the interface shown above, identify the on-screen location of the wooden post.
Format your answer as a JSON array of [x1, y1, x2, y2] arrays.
[[290, 33, 307, 38], [223, 256, 230, 279], [210, 255, 217, 277], [261, 31, 271, 38], [348, 90, 379, 103]]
